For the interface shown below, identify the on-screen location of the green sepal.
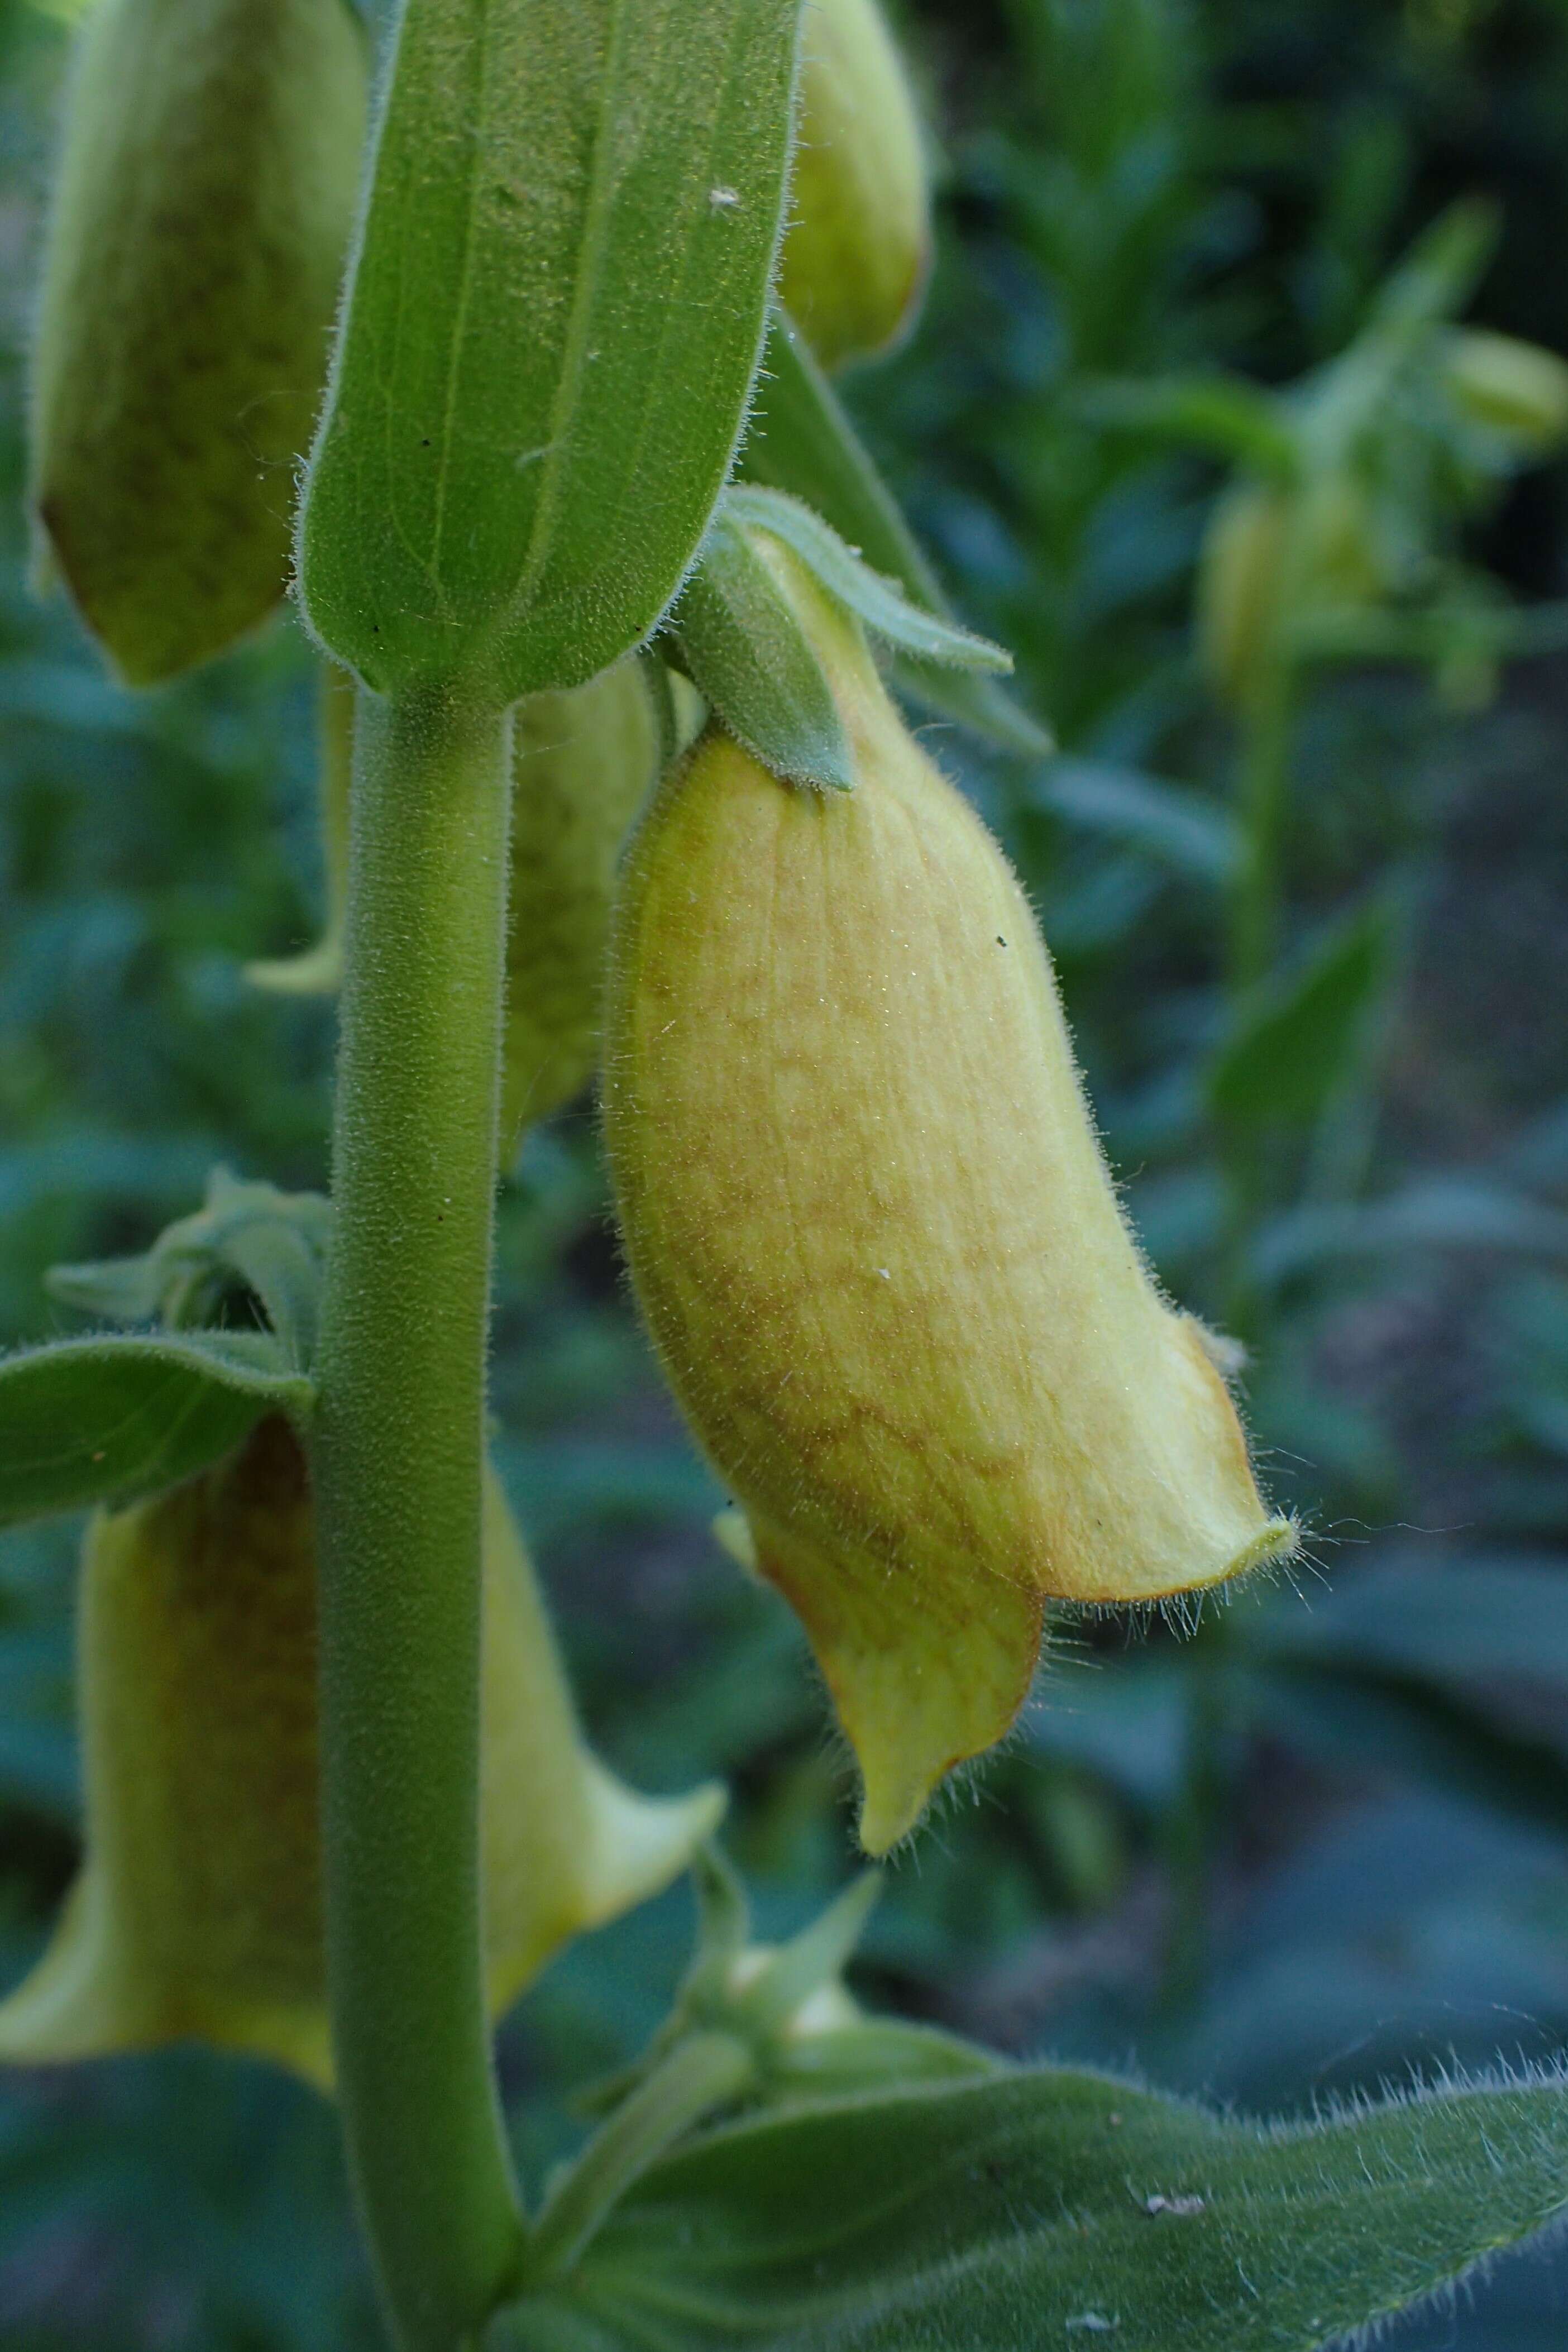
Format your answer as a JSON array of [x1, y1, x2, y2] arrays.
[[487, 2061, 1568, 2351], [728, 1871, 880, 2040], [740, 309, 1053, 756], [671, 509, 853, 791], [762, 2016, 1000, 2105], [721, 485, 1013, 672], [47, 1168, 332, 1373], [575, 1846, 996, 2143], [636, 648, 683, 778], [297, 0, 801, 707], [0, 1330, 313, 1531], [519, 1847, 996, 2298]]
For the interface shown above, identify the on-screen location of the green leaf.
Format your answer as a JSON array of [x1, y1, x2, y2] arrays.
[[1032, 758, 1237, 883], [1234, 1559, 1568, 1842], [1284, 595, 1568, 672], [298, 0, 800, 706], [1361, 196, 1499, 347], [762, 2020, 1001, 2107], [1294, 203, 1502, 479], [1024, 1654, 1190, 1811], [1242, 1555, 1568, 1690], [489, 2066, 1568, 2352], [1248, 1664, 1568, 1845], [1251, 1178, 1568, 1288], [671, 508, 853, 791], [740, 312, 1051, 755], [1211, 898, 1395, 1127], [720, 489, 1013, 673], [0, 1331, 312, 1529], [1079, 373, 1300, 476]]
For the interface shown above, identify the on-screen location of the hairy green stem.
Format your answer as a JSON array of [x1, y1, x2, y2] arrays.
[[313, 686, 525, 2352], [529, 2032, 756, 2282]]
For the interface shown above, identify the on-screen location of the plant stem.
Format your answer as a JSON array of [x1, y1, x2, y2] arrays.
[[312, 685, 524, 2352], [529, 2032, 756, 2282], [1221, 659, 1298, 1333], [1227, 661, 1297, 1002]]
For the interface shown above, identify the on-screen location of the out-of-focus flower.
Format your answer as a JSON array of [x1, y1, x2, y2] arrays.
[[30, 0, 366, 681], [778, 0, 930, 370]]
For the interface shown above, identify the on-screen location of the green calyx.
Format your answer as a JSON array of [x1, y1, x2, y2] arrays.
[[667, 486, 1012, 795]]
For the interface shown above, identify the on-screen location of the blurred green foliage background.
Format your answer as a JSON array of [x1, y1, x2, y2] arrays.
[[7, 0, 1568, 2340]]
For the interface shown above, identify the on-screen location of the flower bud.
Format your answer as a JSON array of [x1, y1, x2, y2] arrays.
[[0, 1419, 720, 2083], [1197, 474, 1386, 707], [604, 553, 1291, 1854], [29, 0, 367, 683], [778, 0, 930, 372], [1440, 327, 1568, 453], [1194, 482, 1289, 706], [246, 659, 673, 1148], [245, 661, 355, 997]]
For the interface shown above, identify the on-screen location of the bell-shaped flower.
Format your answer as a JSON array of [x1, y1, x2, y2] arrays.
[[778, 0, 930, 371], [0, 1417, 720, 2085], [250, 658, 671, 1155], [501, 662, 668, 1145], [30, 0, 366, 682], [1196, 472, 1390, 708], [604, 549, 1292, 1854], [1439, 327, 1568, 456]]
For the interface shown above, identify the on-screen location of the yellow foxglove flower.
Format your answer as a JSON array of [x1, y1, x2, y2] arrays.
[[248, 659, 673, 1153], [244, 661, 356, 998], [501, 662, 666, 1145], [604, 551, 1292, 1854], [1194, 481, 1290, 707], [779, 0, 930, 372], [29, 0, 366, 682], [0, 1418, 720, 2085], [1440, 328, 1568, 455], [1197, 474, 1387, 707]]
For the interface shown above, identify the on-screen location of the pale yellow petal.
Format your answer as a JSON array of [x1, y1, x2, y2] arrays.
[[0, 1425, 719, 2084]]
